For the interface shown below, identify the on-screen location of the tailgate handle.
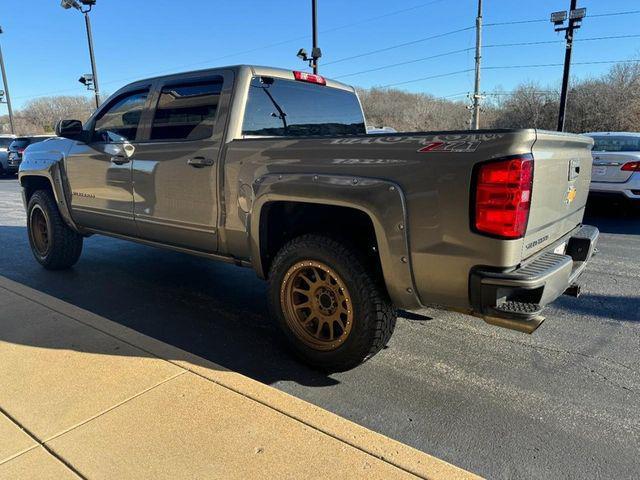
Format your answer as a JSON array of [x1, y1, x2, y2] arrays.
[[569, 159, 581, 180]]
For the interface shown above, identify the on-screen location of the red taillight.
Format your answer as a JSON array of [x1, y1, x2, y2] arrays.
[[474, 156, 534, 239], [293, 70, 326, 85], [17, 148, 25, 154], [621, 161, 640, 172]]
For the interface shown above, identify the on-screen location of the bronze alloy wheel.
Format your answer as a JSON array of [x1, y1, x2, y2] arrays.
[[281, 260, 354, 351], [30, 205, 50, 257]]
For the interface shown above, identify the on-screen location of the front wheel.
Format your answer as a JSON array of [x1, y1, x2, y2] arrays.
[[268, 234, 396, 371], [27, 190, 83, 270]]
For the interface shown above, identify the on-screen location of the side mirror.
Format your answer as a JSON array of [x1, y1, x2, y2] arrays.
[[55, 119, 84, 139]]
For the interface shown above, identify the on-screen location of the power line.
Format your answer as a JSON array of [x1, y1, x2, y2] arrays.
[[334, 47, 473, 79], [378, 59, 639, 89], [323, 26, 475, 67], [484, 9, 640, 27], [380, 69, 474, 88]]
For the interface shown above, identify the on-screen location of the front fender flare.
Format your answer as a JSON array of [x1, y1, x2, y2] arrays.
[[18, 151, 81, 233], [249, 173, 422, 310]]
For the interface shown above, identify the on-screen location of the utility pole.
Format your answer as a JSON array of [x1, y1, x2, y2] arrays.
[[312, 0, 319, 74], [471, 0, 483, 130], [0, 27, 15, 134], [551, 1, 586, 131]]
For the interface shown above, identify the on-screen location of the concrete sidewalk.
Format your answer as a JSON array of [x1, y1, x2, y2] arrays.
[[0, 275, 480, 480]]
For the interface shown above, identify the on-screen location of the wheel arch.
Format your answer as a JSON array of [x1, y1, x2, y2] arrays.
[[249, 173, 422, 309]]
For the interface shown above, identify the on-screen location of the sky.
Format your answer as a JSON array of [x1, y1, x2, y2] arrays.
[[1, 0, 639, 111]]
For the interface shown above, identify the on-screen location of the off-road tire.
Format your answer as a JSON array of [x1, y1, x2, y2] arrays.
[[27, 189, 83, 270], [268, 234, 396, 371]]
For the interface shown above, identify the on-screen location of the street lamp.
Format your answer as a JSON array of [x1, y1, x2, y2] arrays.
[[296, 0, 322, 74], [61, 0, 101, 109], [550, 1, 586, 132], [0, 26, 15, 134]]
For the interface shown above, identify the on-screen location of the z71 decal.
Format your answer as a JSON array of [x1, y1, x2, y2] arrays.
[[418, 140, 481, 153]]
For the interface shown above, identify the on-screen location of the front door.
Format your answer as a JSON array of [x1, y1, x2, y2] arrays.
[[132, 72, 231, 252], [66, 89, 150, 236]]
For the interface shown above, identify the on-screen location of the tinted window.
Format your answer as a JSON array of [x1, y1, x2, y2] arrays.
[[0, 138, 13, 148], [242, 77, 366, 137], [591, 135, 640, 152], [10, 138, 31, 149], [151, 78, 223, 141], [94, 90, 149, 142]]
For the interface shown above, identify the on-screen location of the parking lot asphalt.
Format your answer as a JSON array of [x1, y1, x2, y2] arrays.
[[0, 177, 638, 479]]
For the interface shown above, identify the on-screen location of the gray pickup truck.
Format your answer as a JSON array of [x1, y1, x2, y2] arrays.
[[19, 65, 599, 370]]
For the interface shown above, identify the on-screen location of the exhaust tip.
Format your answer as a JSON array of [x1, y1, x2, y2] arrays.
[[564, 284, 581, 298]]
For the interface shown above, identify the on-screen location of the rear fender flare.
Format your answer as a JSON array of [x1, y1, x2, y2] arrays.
[[248, 173, 422, 309]]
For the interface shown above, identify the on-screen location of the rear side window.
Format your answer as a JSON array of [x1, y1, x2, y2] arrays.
[[0, 138, 13, 148], [242, 76, 366, 137], [94, 90, 149, 142], [591, 135, 640, 152], [150, 78, 223, 141], [10, 138, 31, 149]]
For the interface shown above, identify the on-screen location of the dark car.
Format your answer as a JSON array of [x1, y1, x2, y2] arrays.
[[6, 136, 53, 174]]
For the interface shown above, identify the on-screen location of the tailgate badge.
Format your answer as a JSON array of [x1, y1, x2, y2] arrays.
[[565, 186, 577, 205]]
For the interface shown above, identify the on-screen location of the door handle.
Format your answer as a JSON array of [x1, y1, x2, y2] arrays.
[[187, 157, 214, 168], [111, 155, 130, 165]]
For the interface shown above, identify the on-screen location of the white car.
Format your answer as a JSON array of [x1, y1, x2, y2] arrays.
[[366, 126, 397, 134], [585, 132, 640, 204]]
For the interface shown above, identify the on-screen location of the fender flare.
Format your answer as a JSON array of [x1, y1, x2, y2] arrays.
[[248, 173, 422, 309], [18, 151, 81, 233]]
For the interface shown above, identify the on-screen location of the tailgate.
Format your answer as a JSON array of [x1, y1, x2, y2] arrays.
[[522, 130, 593, 259], [591, 152, 639, 183]]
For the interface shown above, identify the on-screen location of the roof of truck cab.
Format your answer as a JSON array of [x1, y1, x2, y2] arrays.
[[129, 65, 355, 92]]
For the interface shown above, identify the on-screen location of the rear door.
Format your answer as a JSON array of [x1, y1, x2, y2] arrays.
[[131, 70, 233, 252]]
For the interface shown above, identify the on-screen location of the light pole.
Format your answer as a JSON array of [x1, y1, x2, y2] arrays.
[[0, 26, 15, 134], [550, 2, 586, 131], [61, 0, 101, 108], [296, 0, 322, 74]]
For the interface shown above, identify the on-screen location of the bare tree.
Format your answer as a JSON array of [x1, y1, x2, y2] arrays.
[[19, 96, 94, 133]]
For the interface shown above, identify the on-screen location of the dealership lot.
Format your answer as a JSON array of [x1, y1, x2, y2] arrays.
[[0, 178, 638, 479]]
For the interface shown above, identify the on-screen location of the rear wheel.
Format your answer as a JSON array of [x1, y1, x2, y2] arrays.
[[268, 234, 396, 371], [27, 190, 83, 270]]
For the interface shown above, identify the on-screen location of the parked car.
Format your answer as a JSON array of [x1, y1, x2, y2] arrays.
[[366, 126, 397, 134], [0, 134, 16, 177], [6, 136, 54, 175], [585, 132, 640, 204], [18, 66, 598, 370]]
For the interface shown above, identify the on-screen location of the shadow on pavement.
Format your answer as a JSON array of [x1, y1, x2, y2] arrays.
[[0, 225, 341, 388], [584, 197, 640, 235]]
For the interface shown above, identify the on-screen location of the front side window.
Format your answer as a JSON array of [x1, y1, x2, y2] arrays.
[[150, 78, 223, 141], [242, 76, 366, 137], [591, 135, 640, 152], [94, 90, 149, 142]]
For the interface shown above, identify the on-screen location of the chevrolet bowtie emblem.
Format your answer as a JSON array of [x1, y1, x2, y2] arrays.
[[566, 186, 577, 204]]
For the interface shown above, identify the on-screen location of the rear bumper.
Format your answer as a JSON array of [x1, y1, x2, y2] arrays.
[[469, 224, 599, 332], [590, 173, 640, 200]]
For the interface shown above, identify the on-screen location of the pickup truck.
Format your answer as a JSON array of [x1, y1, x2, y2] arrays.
[[19, 65, 599, 370]]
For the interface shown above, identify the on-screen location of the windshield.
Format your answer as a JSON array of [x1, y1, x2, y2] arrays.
[[590, 135, 640, 152], [242, 76, 366, 137]]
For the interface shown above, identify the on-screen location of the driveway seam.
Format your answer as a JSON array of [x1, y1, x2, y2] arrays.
[[0, 280, 439, 479], [0, 406, 86, 479]]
